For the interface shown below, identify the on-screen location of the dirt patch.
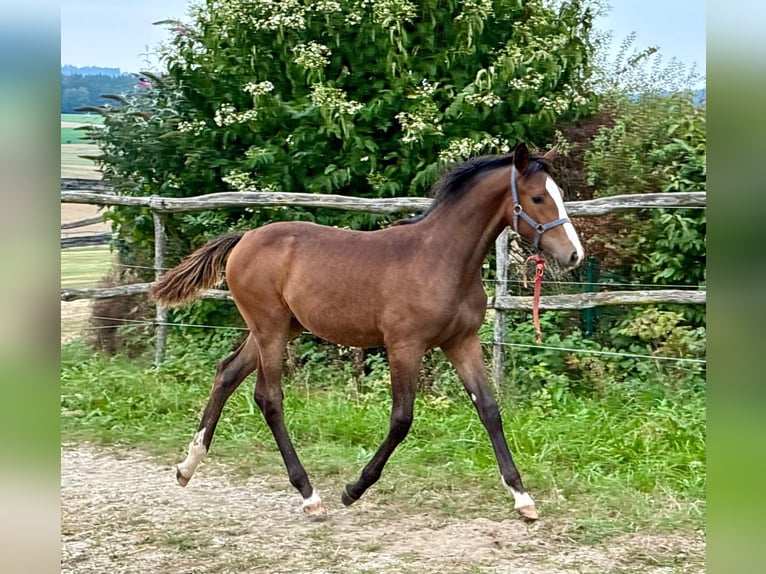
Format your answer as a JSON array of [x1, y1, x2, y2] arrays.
[[61, 443, 705, 574]]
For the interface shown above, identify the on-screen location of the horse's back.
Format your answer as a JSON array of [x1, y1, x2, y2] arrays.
[[223, 221, 466, 348]]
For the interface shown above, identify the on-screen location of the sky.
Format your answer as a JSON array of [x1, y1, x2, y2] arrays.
[[60, 0, 706, 81]]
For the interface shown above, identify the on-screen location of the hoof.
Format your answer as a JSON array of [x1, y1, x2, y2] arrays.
[[341, 488, 358, 507], [517, 505, 539, 521], [303, 501, 328, 522], [175, 466, 190, 487]]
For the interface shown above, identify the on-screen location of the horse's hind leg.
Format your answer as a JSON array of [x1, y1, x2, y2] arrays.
[[441, 335, 538, 520], [253, 323, 327, 520], [175, 334, 259, 486]]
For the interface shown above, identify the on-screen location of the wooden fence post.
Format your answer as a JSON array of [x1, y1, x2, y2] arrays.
[[492, 228, 509, 389], [153, 212, 168, 365]]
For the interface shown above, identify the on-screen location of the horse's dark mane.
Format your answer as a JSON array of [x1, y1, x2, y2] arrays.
[[394, 152, 551, 226]]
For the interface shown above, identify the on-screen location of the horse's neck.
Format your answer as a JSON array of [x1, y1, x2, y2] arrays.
[[421, 183, 509, 277]]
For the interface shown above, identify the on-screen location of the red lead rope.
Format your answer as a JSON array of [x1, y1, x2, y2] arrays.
[[522, 254, 546, 344]]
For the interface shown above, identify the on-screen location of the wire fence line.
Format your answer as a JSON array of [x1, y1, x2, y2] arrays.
[[61, 179, 706, 373], [66, 256, 706, 291], [65, 313, 705, 367]]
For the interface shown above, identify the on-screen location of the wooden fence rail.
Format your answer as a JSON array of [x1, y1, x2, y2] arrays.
[[61, 283, 705, 308], [61, 187, 706, 217], [61, 179, 706, 376], [61, 233, 112, 249], [61, 216, 105, 230]]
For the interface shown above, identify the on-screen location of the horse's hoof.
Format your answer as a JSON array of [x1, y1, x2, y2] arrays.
[[303, 501, 328, 522], [341, 488, 358, 507], [517, 505, 539, 521], [175, 466, 190, 487]]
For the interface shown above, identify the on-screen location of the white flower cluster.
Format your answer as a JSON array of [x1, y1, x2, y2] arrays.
[[438, 136, 510, 164], [294, 41, 331, 70], [538, 95, 570, 115], [222, 169, 256, 191], [343, 11, 363, 26], [372, 0, 417, 29], [338, 0, 373, 25], [412, 78, 437, 98], [214, 103, 258, 127], [465, 92, 502, 107], [395, 110, 442, 143], [507, 71, 545, 92], [177, 119, 206, 135], [311, 0, 343, 12], [214, 104, 237, 126], [218, 0, 306, 32], [244, 80, 275, 96], [310, 84, 364, 115], [396, 78, 443, 143], [562, 84, 589, 107], [455, 0, 494, 22], [366, 171, 388, 189]]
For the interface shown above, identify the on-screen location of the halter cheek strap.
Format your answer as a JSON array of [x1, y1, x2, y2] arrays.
[[510, 165, 571, 250]]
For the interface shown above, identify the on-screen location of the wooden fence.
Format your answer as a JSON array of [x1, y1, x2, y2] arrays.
[[61, 178, 707, 379]]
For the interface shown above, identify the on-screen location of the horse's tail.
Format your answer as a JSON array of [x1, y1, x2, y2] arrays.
[[149, 231, 245, 307]]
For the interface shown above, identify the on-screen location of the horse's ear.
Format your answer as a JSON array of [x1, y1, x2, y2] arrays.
[[513, 142, 530, 172], [542, 143, 559, 163]]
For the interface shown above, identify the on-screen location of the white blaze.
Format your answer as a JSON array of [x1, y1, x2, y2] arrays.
[[545, 176, 584, 262]]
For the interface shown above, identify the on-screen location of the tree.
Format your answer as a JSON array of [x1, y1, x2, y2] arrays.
[[61, 73, 139, 113], [89, 0, 599, 246], [83, 0, 601, 336]]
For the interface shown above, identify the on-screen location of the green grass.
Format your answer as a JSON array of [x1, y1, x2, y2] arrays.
[[61, 113, 103, 144], [61, 126, 94, 144], [60, 334, 706, 541], [61, 246, 113, 288]]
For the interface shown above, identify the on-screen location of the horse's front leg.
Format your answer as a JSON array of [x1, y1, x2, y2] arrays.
[[253, 330, 327, 521], [341, 345, 424, 506], [441, 334, 538, 520]]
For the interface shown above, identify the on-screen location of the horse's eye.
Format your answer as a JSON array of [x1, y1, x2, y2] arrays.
[[532, 196, 544, 204]]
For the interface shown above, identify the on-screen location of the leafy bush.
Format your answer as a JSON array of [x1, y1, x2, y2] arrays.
[[584, 92, 705, 280], [499, 308, 705, 405], [86, 0, 600, 270]]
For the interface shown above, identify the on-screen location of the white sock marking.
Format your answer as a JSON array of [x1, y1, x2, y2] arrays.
[[502, 476, 536, 509], [177, 427, 207, 478], [545, 176, 584, 263], [302, 489, 323, 510]]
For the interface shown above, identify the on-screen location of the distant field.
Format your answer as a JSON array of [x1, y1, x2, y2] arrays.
[[60, 245, 114, 342], [61, 143, 101, 178], [61, 113, 103, 144], [61, 245, 114, 288], [62, 126, 94, 144], [61, 113, 101, 177], [62, 113, 104, 124], [61, 114, 110, 341]]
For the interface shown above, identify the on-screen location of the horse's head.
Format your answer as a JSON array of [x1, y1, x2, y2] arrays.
[[506, 142, 584, 271]]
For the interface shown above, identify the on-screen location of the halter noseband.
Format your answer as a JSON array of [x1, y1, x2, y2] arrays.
[[510, 164, 571, 250]]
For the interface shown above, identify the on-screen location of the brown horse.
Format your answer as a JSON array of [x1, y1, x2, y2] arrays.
[[150, 142, 584, 521]]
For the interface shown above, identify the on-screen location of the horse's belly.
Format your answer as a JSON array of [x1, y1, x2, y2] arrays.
[[293, 305, 385, 348]]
